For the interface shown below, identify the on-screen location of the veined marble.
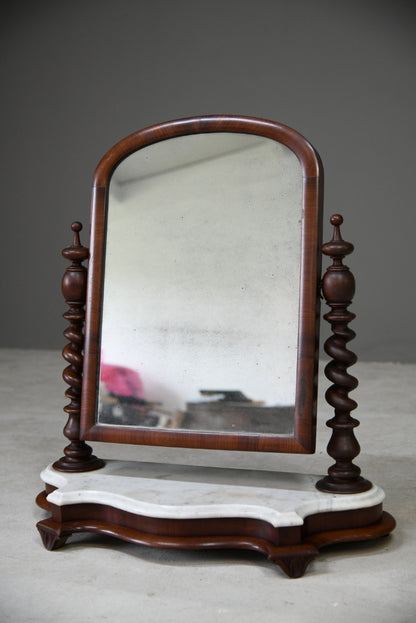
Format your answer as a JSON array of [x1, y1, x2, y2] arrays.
[[41, 460, 385, 528]]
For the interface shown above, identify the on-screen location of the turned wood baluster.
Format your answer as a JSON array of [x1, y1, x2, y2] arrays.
[[316, 215, 371, 494], [53, 222, 104, 472]]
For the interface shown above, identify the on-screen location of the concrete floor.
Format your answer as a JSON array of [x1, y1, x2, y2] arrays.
[[1, 349, 415, 622]]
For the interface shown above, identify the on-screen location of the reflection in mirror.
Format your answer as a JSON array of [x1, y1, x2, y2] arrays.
[[97, 133, 302, 436]]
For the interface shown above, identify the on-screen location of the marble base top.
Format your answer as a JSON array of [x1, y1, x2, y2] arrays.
[[41, 460, 384, 528]]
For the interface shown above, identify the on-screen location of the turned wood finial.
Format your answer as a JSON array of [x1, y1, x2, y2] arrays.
[[316, 215, 372, 494], [53, 222, 104, 472]]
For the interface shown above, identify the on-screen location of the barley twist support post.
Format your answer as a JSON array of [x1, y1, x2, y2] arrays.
[[53, 222, 104, 472], [316, 215, 371, 494]]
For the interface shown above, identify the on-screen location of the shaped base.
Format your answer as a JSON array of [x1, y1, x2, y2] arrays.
[[36, 460, 395, 578]]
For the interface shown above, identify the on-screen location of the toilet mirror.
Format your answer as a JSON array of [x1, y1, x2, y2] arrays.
[[80, 116, 323, 453]]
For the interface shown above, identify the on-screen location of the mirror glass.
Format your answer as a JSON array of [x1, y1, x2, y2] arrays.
[[96, 133, 302, 436]]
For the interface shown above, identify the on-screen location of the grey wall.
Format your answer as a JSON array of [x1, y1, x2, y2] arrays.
[[2, 0, 415, 361]]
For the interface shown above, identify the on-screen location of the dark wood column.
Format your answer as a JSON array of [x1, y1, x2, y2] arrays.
[[53, 222, 104, 472], [316, 215, 371, 494]]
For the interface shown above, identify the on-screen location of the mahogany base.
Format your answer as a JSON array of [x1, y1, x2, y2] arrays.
[[35, 461, 395, 578], [36, 501, 394, 578]]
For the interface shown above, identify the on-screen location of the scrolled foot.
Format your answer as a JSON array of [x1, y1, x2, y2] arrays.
[[269, 545, 318, 578], [37, 520, 68, 551]]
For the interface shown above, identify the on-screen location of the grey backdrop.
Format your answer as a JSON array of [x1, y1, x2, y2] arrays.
[[2, 0, 415, 361]]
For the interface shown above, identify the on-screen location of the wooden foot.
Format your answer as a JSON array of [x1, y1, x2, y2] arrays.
[[269, 546, 318, 578], [37, 519, 68, 551]]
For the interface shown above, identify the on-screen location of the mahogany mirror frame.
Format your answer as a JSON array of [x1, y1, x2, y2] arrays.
[[79, 115, 323, 453]]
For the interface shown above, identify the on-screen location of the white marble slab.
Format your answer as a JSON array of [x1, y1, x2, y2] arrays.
[[41, 460, 385, 528]]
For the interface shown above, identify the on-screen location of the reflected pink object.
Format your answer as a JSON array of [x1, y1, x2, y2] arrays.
[[100, 362, 144, 399]]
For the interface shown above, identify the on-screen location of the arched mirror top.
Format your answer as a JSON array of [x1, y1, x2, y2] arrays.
[[92, 115, 322, 188]]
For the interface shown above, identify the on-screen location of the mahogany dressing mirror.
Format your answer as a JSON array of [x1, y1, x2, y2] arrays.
[[36, 116, 395, 578], [80, 116, 323, 453]]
